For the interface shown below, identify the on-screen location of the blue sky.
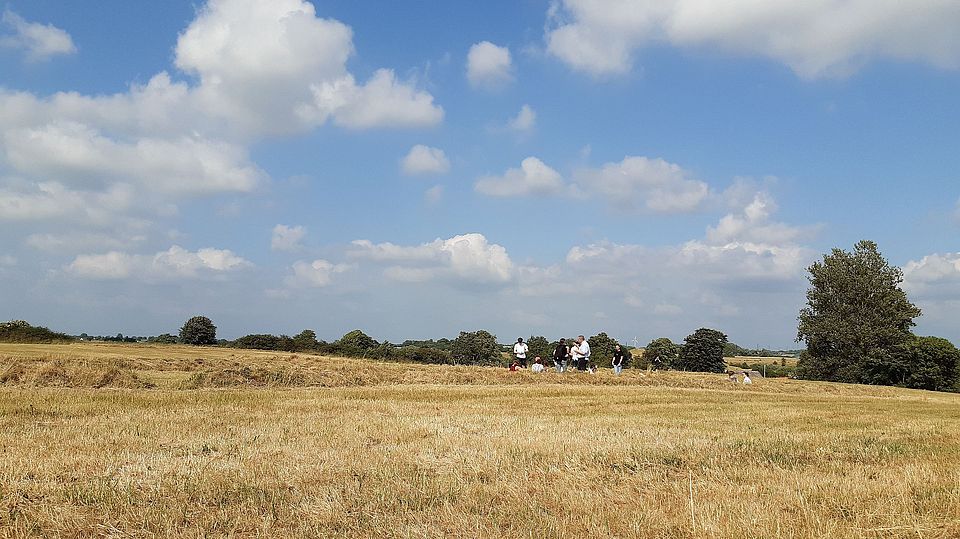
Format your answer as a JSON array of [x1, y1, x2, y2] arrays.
[[1, 0, 958, 347]]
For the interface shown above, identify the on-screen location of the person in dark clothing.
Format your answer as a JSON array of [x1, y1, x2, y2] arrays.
[[552, 339, 569, 373], [611, 344, 627, 375]]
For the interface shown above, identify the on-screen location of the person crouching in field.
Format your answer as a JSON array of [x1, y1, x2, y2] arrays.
[[514, 337, 529, 368], [509, 360, 522, 372], [531, 356, 545, 373], [611, 344, 626, 375], [553, 339, 569, 373]]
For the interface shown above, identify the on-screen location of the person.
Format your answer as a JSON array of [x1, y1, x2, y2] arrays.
[[570, 339, 583, 371], [728, 372, 737, 383], [588, 362, 597, 374], [531, 356, 545, 373], [513, 337, 529, 368], [742, 371, 753, 385], [553, 339, 569, 373], [611, 344, 626, 375], [575, 335, 591, 371], [509, 360, 521, 372]]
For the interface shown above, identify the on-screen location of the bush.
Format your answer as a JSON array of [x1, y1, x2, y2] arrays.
[[397, 346, 452, 364], [642, 338, 680, 369], [0, 320, 74, 343], [179, 316, 217, 345], [451, 330, 500, 365], [677, 328, 728, 373]]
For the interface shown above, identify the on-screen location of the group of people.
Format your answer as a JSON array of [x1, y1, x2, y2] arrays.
[[509, 336, 628, 375]]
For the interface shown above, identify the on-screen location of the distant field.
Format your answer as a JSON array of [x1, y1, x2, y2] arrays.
[[2, 343, 959, 538]]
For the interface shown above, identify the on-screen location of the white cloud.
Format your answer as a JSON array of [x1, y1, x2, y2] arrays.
[[401, 145, 450, 176], [507, 104, 536, 132], [25, 231, 147, 253], [313, 69, 444, 130], [271, 224, 306, 251], [350, 233, 514, 285], [1, 10, 76, 62], [287, 259, 351, 288], [0, 255, 16, 267], [466, 41, 513, 88], [706, 191, 813, 245], [546, 0, 960, 78], [903, 253, 960, 300], [67, 246, 250, 280], [573, 156, 709, 212], [475, 157, 568, 197]]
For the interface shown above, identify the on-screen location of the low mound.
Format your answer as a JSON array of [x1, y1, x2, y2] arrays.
[[0, 359, 154, 389], [182, 366, 308, 388]]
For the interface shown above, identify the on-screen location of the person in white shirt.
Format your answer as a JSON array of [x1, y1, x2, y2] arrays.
[[575, 335, 591, 371], [513, 337, 529, 368], [531, 356, 545, 373], [742, 372, 753, 385]]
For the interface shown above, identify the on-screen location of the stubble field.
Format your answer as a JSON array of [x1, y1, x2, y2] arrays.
[[1, 343, 959, 538]]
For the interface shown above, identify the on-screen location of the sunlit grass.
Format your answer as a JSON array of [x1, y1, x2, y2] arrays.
[[1, 342, 959, 537]]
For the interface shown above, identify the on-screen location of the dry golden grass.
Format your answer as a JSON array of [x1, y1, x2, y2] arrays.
[[2, 342, 960, 538]]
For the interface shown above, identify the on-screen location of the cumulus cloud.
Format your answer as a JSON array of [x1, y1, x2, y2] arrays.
[[401, 145, 450, 176], [706, 191, 815, 245], [573, 156, 708, 213], [271, 224, 306, 251], [507, 104, 536, 132], [903, 253, 960, 300], [475, 157, 568, 197], [545, 0, 960, 78], [286, 259, 351, 288], [67, 246, 250, 280], [0, 0, 444, 252], [350, 233, 514, 285], [466, 41, 513, 88], [1, 10, 76, 62]]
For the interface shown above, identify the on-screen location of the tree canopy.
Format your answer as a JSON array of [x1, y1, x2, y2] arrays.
[[676, 328, 727, 373], [451, 330, 500, 365], [179, 316, 217, 346], [642, 337, 680, 369], [796, 240, 921, 384]]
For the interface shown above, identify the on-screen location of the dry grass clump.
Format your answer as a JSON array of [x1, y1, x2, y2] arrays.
[[182, 366, 308, 388], [0, 358, 154, 389]]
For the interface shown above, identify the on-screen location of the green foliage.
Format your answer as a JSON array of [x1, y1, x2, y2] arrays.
[[642, 338, 680, 369], [179, 316, 217, 346], [149, 333, 178, 344], [891, 337, 960, 391], [587, 332, 621, 366], [723, 342, 748, 357], [677, 328, 728, 373], [233, 334, 293, 351], [0, 320, 73, 343], [450, 330, 500, 365], [796, 240, 921, 384], [293, 330, 318, 351], [400, 338, 453, 351], [526, 335, 551, 361], [337, 330, 378, 351], [733, 362, 796, 378]]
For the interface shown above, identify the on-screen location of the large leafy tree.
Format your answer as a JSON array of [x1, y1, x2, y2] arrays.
[[337, 329, 378, 351], [179, 316, 217, 345], [676, 329, 727, 373], [796, 240, 921, 384], [450, 330, 500, 365], [641, 337, 680, 369]]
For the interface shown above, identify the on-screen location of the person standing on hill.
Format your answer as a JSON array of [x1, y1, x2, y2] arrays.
[[553, 339, 569, 373], [575, 335, 591, 371], [513, 337, 529, 368], [611, 344, 626, 375]]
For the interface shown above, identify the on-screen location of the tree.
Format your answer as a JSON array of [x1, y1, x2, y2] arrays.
[[150, 333, 178, 344], [337, 329, 378, 351], [293, 329, 318, 351], [677, 328, 727, 373], [526, 335, 551, 361], [896, 337, 960, 392], [796, 240, 921, 384], [641, 338, 680, 369], [587, 332, 621, 366], [179, 316, 217, 345], [450, 330, 500, 365]]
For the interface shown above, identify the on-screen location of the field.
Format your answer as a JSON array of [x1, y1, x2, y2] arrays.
[[2, 343, 960, 538]]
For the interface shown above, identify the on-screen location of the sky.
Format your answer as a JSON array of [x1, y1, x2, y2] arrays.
[[1, 0, 958, 347]]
